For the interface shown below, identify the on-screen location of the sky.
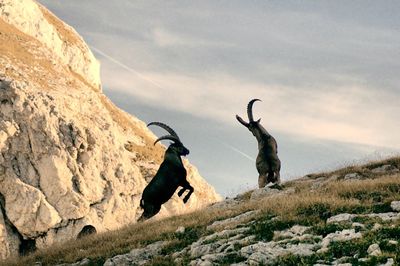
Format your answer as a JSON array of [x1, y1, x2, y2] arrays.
[[38, 1, 400, 196]]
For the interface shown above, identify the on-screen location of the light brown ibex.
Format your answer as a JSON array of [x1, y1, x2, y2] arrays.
[[236, 99, 281, 188]]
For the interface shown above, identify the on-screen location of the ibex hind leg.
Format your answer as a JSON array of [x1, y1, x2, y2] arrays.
[[258, 174, 267, 188], [267, 171, 280, 184], [177, 187, 186, 197], [183, 186, 194, 203], [137, 204, 161, 222], [274, 171, 281, 184], [266, 171, 283, 190]]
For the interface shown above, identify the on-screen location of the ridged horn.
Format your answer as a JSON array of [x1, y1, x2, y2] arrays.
[[247, 99, 261, 122], [154, 135, 181, 146], [236, 115, 249, 127], [148, 122, 179, 139]]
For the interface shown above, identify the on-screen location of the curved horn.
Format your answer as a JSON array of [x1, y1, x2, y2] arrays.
[[247, 99, 261, 122], [148, 122, 179, 139], [154, 135, 181, 146], [236, 115, 249, 127]]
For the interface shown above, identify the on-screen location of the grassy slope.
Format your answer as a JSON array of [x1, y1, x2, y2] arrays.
[[3, 156, 400, 266]]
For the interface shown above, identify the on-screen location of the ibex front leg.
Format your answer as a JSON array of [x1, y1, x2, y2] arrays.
[[178, 180, 194, 203], [258, 174, 267, 188]]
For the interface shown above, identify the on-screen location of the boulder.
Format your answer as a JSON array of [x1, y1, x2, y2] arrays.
[[367, 243, 382, 257], [390, 201, 400, 212], [371, 165, 399, 174], [343, 173, 362, 180], [318, 229, 362, 253], [250, 187, 281, 200], [327, 213, 356, 224], [104, 241, 168, 266]]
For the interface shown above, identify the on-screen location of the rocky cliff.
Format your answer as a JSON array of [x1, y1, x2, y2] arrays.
[[0, 0, 220, 259]]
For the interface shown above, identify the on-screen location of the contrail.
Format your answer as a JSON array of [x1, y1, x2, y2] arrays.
[[91, 46, 255, 163], [90, 46, 164, 89], [220, 141, 255, 162]]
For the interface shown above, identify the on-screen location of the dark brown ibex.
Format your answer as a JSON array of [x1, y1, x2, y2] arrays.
[[236, 99, 281, 188], [138, 122, 194, 221]]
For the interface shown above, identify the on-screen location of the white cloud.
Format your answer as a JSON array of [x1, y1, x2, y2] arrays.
[[38, 0, 399, 150], [99, 59, 400, 149], [150, 27, 238, 50], [37, 0, 400, 196]]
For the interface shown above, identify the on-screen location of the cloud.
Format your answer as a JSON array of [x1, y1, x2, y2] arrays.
[[38, 0, 400, 150], [91, 46, 164, 89], [151, 27, 236, 48], [219, 141, 255, 162], [98, 58, 400, 149], [41, 0, 399, 91], [37, 0, 400, 196]]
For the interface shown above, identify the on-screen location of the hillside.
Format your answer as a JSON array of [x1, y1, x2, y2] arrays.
[[3, 156, 400, 265], [0, 0, 220, 259]]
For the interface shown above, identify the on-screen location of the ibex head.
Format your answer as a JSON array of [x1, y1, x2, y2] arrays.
[[148, 122, 190, 156], [236, 99, 262, 135]]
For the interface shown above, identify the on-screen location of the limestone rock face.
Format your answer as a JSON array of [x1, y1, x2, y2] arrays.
[[0, 0, 221, 259], [0, 0, 101, 90]]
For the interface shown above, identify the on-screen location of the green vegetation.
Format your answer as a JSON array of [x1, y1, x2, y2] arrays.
[[271, 254, 320, 266], [2, 156, 400, 266], [296, 202, 332, 221], [160, 226, 205, 255], [144, 256, 176, 266], [218, 252, 247, 265], [328, 238, 371, 258], [251, 216, 295, 242], [309, 222, 352, 237]]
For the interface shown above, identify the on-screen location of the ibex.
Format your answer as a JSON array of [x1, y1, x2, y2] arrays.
[[236, 99, 281, 188], [138, 122, 194, 221]]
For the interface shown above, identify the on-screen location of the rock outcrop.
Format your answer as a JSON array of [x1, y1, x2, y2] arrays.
[[102, 161, 399, 266], [100, 199, 400, 266], [0, 0, 220, 259]]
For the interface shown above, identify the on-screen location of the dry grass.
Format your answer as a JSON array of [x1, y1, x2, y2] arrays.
[[4, 163, 400, 265], [99, 95, 164, 164], [325, 175, 400, 196], [37, 4, 82, 47], [0, 18, 58, 88], [3, 206, 251, 266], [38, 2, 103, 93], [300, 156, 400, 181], [2, 156, 399, 265], [0, 15, 164, 165], [0, 17, 98, 94]]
